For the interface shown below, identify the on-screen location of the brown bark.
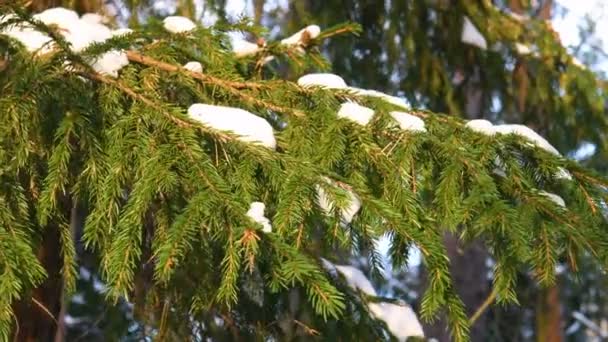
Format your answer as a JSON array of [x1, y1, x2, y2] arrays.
[[539, 0, 553, 20], [536, 285, 563, 342], [253, 0, 265, 26], [12, 224, 64, 342], [423, 235, 489, 342], [177, 0, 195, 19], [25, 0, 101, 13], [533, 4, 564, 341]]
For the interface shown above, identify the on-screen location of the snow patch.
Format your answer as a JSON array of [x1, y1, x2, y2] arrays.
[[0, 14, 19, 26], [555, 167, 572, 181], [62, 21, 112, 52], [281, 25, 321, 46], [508, 12, 528, 22], [91, 50, 129, 78], [321, 259, 376, 296], [465, 120, 560, 155], [349, 87, 409, 109], [515, 43, 532, 55], [539, 191, 566, 208], [112, 28, 133, 37], [369, 302, 425, 341], [494, 124, 560, 155], [184, 61, 203, 73], [2, 8, 126, 58], [163, 16, 196, 33], [187, 104, 276, 149], [81, 13, 108, 25], [315, 178, 361, 225], [297, 73, 348, 89], [3, 29, 54, 54], [337, 102, 375, 125], [493, 156, 507, 178], [32, 7, 79, 28], [232, 39, 262, 57], [389, 111, 426, 132], [246, 202, 272, 233], [322, 258, 425, 341], [465, 119, 495, 135], [461, 16, 487, 50]]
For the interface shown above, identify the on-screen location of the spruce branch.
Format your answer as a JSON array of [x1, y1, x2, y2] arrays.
[[124, 51, 263, 90], [124, 51, 304, 117]]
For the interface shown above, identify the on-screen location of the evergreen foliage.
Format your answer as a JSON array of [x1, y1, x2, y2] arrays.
[[1, 4, 608, 341]]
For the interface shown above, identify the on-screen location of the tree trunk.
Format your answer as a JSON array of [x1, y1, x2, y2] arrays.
[[12, 224, 64, 342], [423, 235, 489, 341], [531, 3, 564, 340], [253, 0, 265, 26], [536, 285, 563, 342], [27, 0, 101, 13]]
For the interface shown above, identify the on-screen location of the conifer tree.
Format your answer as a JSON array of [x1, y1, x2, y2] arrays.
[[263, 1, 608, 339], [1, 3, 608, 342]]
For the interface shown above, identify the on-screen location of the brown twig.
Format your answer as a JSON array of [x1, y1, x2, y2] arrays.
[[82, 72, 190, 128], [316, 27, 358, 40], [293, 319, 320, 336], [31, 297, 58, 325], [125, 51, 260, 90], [157, 299, 170, 341], [295, 223, 305, 248], [11, 311, 19, 342], [411, 162, 417, 193], [578, 183, 598, 214], [80, 71, 237, 144], [573, 170, 608, 189], [125, 51, 304, 117], [469, 288, 497, 325]]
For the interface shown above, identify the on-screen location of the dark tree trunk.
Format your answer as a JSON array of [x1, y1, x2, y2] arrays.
[[12, 224, 64, 342], [422, 235, 489, 341]]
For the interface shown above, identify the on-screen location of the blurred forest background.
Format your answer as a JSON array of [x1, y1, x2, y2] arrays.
[[10, 0, 608, 340]]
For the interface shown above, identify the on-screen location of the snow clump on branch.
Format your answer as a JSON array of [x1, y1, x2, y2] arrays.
[[465, 119, 495, 135], [111, 28, 133, 37], [539, 191, 566, 208], [321, 259, 425, 341], [297, 74, 410, 109], [461, 16, 487, 50], [163, 16, 197, 33], [246, 202, 272, 233], [352, 88, 410, 109], [187, 104, 277, 149], [281, 25, 321, 46], [1, 7, 131, 77], [321, 259, 377, 296], [183, 61, 203, 73], [493, 124, 559, 155], [368, 302, 425, 341], [465, 119, 572, 180], [465, 120, 559, 153], [298, 73, 348, 89], [390, 111, 427, 132], [80, 13, 109, 25], [338, 102, 375, 125], [32, 7, 79, 25], [91, 50, 129, 78], [315, 178, 361, 225], [232, 38, 262, 57]]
